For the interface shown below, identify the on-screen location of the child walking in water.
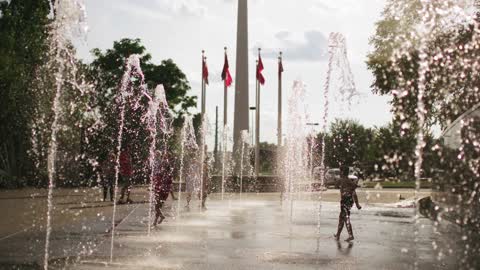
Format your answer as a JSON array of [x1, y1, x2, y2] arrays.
[[153, 150, 174, 226], [100, 152, 116, 202], [334, 166, 362, 242], [118, 148, 133, 204]]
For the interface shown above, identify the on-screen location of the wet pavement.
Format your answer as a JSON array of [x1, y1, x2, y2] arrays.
[[0, 189, 460, 269]]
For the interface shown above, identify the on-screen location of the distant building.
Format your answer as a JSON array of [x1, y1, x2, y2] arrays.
[[441, 102, 480, 149]]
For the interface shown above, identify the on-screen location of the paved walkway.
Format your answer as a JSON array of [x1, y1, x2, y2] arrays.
[[0, 189, 460, 269]]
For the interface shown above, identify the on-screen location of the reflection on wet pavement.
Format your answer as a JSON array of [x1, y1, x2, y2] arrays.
[[0, 190, 462, 270], [67, 195, 450, 270]]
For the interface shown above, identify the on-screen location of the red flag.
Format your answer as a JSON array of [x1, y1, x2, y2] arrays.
[[257, 55, 265, 85], [278, 57, 284, 76], [202, 56, 209, 85], [221, 53, 233, 87]]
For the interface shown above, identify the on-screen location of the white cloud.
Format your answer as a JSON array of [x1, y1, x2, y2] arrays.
[[252, 30, 328, 62], [163, 0, 207, 17], [311, 1, 338, 12], [113, 0, 208, 20]]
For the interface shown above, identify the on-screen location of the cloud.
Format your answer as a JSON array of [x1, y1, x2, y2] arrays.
[[252, 30, 328, 62], [167, 0, 207, 17], [311, 1, 338, 12], [113, 0, 207, 20], [275, 31, 290, 40]]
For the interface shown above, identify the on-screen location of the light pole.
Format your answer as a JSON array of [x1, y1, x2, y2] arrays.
[[249, 106, 256, 145], [306, 123, 320, 181]]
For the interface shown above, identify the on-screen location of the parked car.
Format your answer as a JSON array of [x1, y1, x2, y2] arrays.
[[313, 167, 359, 188]]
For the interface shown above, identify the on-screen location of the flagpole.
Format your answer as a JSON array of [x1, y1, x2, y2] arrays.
[[277, 51, 283, 180], [200, 50, 206, 209], [255, 49, 261, 178], [201, 50, 206, 116], [214, 106, 219, 169], [224, 47, 228, 127], [222, 47, 228, 200], [277, 52, 283, 147]]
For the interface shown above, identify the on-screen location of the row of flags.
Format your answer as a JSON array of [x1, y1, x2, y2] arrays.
[[201, 50, 284, 87], [201, 49, 285, 177]]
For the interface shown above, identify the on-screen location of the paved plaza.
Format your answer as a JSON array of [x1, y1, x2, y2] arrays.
[[0, 188, 459, 269]]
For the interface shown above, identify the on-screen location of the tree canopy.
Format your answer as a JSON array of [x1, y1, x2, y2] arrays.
[[89, 38, 196, 119], [0, 0, 51, 186], [0, 4, 198, 187], [367, 0, 480, 130]]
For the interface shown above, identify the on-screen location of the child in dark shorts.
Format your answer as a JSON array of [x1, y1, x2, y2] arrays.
[[118, 148, 133, 204], [334, 166, 362, 242], [101, 152, 115, 202], [153, 151, 174, 226]]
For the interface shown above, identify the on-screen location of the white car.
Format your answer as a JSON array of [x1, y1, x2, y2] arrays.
[[313, 167, 359, 188]]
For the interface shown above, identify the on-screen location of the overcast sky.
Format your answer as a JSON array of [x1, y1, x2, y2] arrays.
[[76, 0, 392, 144]]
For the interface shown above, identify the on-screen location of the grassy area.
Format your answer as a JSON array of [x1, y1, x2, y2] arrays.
[[362, 181, 432, 189]]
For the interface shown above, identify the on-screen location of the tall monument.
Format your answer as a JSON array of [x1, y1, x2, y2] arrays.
[[233, 0, 249, 167]]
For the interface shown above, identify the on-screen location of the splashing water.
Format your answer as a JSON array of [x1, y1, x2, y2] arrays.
[[221, 124, 231, 200], [308, 130, 318, 187], [110, 54, 147, 262], [198, 115, 209, 209], [283, 81, 310, 221], [319, 33, 357, 188], [144, 85, 172, 235], [317, 33, 357, 233], [386, 1, 480, 268], [177, 116, 198, 216], [44, 1, 87, 269], [329, 35, 359, 109], [238, 130, 250, 196], [412, 2, 435, 269]]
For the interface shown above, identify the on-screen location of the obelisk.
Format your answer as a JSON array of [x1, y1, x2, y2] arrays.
[[233, 0, 249, 173]]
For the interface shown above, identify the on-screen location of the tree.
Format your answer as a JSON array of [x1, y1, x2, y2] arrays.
[[87, 39, 197, 183], [0, 0, 51, 187], [368, 123, 416, 179], [322, 119, 373, 171], [314, 119, 436, 180], [367, 0, 480, 130], [89, 38, 196, 120], [259, 142, 277, 174]]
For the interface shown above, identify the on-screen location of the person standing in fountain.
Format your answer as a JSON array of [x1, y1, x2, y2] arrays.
[[118, 147, 133, 204], [334, 166, 362, 242], [153, 150, 174, 226], [100, 152, 116, 202]]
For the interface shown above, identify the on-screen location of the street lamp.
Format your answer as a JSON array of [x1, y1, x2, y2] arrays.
[[306, 123, 320, 182], [249, 106, 256, 145]]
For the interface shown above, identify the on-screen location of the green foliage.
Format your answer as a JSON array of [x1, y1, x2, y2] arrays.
[[314, 119, 437, 180], [89, 38, 196, 119], [0, 5, 198, 187], [367, 122, 416, 178], [367, 0, 480, 130], [324, 119, 373, 170], [86, 38, 198, 184], [259, 142, 277, 174], [0, 0, 51, 187]]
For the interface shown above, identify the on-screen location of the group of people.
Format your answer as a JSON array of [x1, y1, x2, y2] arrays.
[[99, 146, 211, 227], [99, 149, 134, 204], [100, 150, 361, 240]]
